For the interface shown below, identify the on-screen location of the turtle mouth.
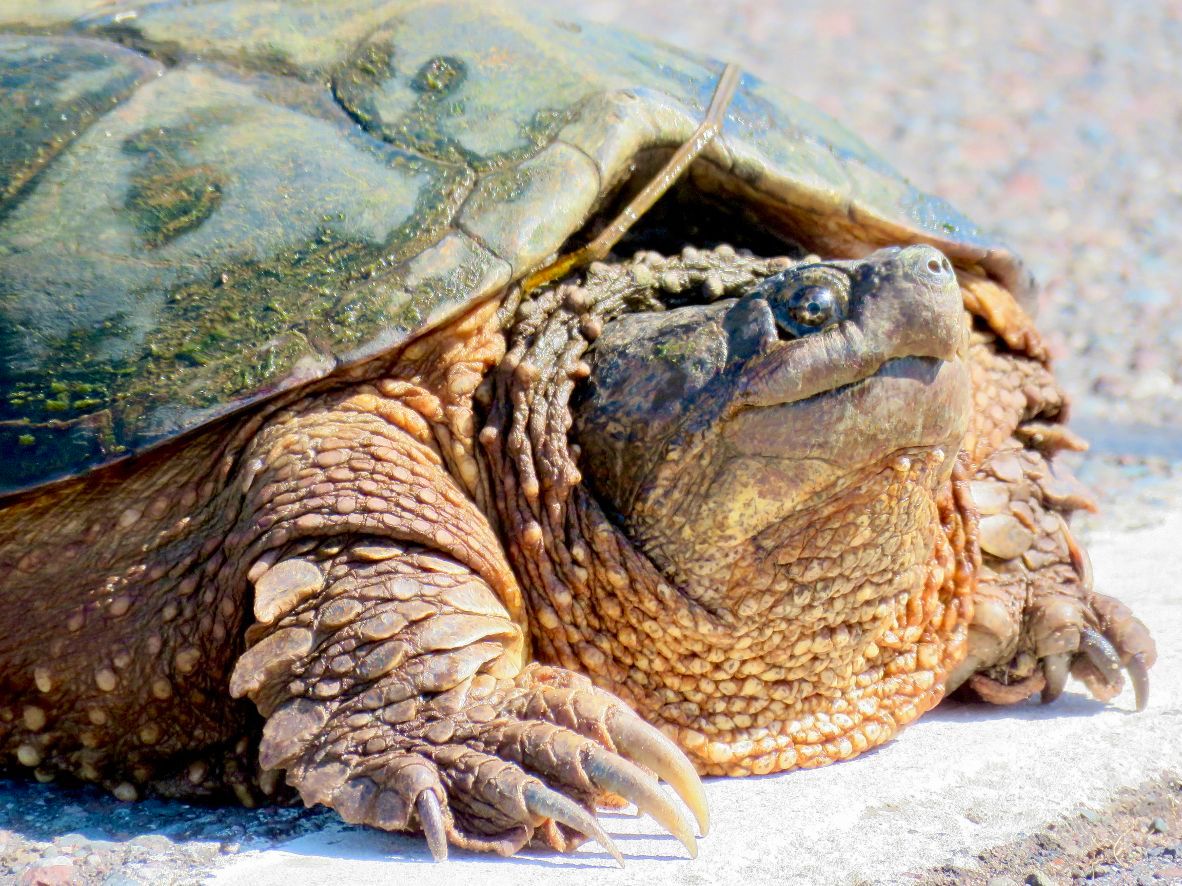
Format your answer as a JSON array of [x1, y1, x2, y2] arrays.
[[723, 350, 971, 470], [734, 317, 966, 416], [817, 353, 947, 401]]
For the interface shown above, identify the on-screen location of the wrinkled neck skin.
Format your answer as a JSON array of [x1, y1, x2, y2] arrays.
[[483, 246, 980, 775], [561, 447, 967, 776]]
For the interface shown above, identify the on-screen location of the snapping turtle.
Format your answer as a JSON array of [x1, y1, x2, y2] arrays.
[[0, 0, 1156, 862]]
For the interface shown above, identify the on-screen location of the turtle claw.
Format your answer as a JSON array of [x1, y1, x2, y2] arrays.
[[1128, 653, 1151, 712], [523, 782, 624, 867], [605, 708, 709, 836], [1079, 626, 1123, 686], [1034, 618, 1154, 711], [1041, 629, 1152, 711], [1041, 653, 1071, 705], [584, 745, 698, 858], [416, 791, 448, 862]]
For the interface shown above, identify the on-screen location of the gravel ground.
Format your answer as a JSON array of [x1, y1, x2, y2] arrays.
[[914, 775, 1182, 885], [3, 1, 1181, 884]]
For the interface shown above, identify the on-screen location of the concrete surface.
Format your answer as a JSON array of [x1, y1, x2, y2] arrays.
[[208, 511, 1182, 885]]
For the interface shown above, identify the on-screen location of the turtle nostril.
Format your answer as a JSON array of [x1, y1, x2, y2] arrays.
[[927, 257, 943, 275]]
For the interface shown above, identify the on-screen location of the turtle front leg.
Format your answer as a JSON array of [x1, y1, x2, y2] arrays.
[[230, 541, 702, 860], [224, 387, 703, 859], [948, 441, 1156, 708]]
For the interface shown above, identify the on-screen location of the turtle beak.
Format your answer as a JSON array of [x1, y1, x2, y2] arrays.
[[736, 245, 968, 410]]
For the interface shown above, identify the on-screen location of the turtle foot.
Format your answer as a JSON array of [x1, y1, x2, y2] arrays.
[[954, 442, 1156, 710], [264, 663, 702, 862], [233, 538, 706, 862], [967, 590, 1155, 710], [1044, 592, 1155, 711]]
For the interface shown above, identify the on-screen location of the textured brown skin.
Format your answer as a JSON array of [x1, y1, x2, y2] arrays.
[[0, 246, 1155, 855], [485, 246, 979, 775]]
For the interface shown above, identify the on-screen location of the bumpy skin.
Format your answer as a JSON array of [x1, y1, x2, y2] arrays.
[[482, 245, 1153, 776], [490, 246, 976, 775]]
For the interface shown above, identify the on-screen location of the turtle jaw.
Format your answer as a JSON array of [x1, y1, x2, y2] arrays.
[[718, 352, 971, 508], [733, 244, 969, 414]]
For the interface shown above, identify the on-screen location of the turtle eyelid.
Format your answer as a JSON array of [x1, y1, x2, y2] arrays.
[[759, 264, 849, 295]]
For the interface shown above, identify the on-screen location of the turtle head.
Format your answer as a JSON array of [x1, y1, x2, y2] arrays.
[[571, 244, 972, 601]]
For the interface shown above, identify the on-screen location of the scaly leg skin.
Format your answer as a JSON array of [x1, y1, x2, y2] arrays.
[[949, 330, 1156, 708], [225, 391, 704, 861], [231, 544, 703, 861]]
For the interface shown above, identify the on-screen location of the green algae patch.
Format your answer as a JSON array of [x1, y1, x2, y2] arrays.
[[123, 128, 227, 248], [332, 32, 578, 174]]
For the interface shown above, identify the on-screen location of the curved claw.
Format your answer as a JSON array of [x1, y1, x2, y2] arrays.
[[584, 745, 697, 858], [605, 708, 709, 836], [1041, 653, 1071, 704], [1128, 653, 1150, 712], [1060, 512, 1094, 590], [415, 790, 448, 862], [1080, 626, 1124, 687], [523, 781, 624, 868]]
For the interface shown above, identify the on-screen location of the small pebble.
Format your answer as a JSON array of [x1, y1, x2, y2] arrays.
[[128, 833, 173, 852], [17, 857, 74, 886], [1150, 816, 1168, 834], [54, 832, 117, 854], [1025, 872, 1055, 886], [1081, 809, 1102, 824]]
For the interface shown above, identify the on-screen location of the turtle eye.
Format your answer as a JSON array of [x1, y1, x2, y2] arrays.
[[761, 274, 848, 339], [785, 285, 837, 329]]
